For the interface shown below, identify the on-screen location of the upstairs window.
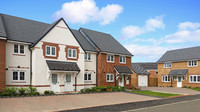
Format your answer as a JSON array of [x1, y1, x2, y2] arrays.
[[164, 62, 172, 68], [68, 48, 77, 58], [14, 44, 24, 54], [46, 45, 56, 57], [162, 75, 170, 82], [85, 53, 91, 61], [107, 54, 114, 62], [84, 73, 91, 81], [119, 56, 126, 63], [188, 60, 198, 67], [13, 71, 25, 81]]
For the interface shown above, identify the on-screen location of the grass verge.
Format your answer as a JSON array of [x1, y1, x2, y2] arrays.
[[188, 88, 200, 91], [132, 90, 182, 97]]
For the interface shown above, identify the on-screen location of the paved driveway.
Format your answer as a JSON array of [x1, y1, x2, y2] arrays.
[[0, 92, 159, 112], [140, 87, 200, 95]]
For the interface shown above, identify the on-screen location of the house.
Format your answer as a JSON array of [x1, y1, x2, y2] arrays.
[[131, 63, 157, 87], [157, 46, 200, 88], [0, 13, 133, 92]]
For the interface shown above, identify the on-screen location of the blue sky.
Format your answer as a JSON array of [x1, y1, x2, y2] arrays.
[[1, 0, 200, 62]]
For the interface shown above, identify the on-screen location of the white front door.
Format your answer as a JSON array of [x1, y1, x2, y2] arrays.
[[177, 77, 182, 87], [138, 75, 148, 87], [50, 74, 59, 92], [119, 76, 124, 87], [65, 74, 73, 91]]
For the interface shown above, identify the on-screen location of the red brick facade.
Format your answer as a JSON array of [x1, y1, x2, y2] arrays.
[[97, 53, 132, 88], [0, 39, 6, 91]]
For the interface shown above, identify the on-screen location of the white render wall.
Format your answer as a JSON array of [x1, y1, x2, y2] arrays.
[[6, 42, 30, 86]]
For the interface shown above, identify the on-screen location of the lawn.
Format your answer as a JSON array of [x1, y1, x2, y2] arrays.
[[132, 90, 182, 97], [188, 88, 200, 91]]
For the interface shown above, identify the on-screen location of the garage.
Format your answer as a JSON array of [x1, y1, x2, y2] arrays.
[[138, 75, 148, 87]]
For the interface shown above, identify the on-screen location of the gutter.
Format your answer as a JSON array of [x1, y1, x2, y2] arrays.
[[96, 51, 100, 87], [75, 71, 80, 92]]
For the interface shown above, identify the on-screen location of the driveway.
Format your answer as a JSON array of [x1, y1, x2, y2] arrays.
[[0, 92, 159, 112], [140, 87, 200, 95]]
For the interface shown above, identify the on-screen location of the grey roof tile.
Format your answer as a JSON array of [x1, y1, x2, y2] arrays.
[[157, 46, 200, 63], [168, 69, 188, 76], [114, 66, 133, 74], [46, 60, 80, 71], [0, 15, 7, 37], [134, 62, 157, 70], [80, 28, 133, 56], [131, 63, 150, 75]]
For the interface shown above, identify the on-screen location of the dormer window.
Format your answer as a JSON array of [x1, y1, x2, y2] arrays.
[[188, 60, 198, 67], [14, 44, 24, 54], [46, 45, 56, 57], [119, 56, 126, 63], [107, 54, 114, 62], [164, 62, 171, 68]]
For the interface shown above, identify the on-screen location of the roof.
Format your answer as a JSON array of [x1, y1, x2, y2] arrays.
[[80, 28, 133, 56], [134, 62, 157, 70], [0, 15, 7, 37], [71, 29, 97, 52], [46, 60, 80, 71], [157, 46, 200, 63], [114, 66, 133, 74], [131, 63, 150, 75], [168, 69, 188, 76]]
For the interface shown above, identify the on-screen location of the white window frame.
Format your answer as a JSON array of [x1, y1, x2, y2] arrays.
[[188, 60, 198, 67], [46, 45, 56, 57], [106, 73, 114, 82], [119, 56, 126, 64], [14, 44, 25, 55], [68, 48, 77, 59], [107, 54, 114, 63], [162, 75, 170, 82], [12, 71, 25, 81], [84, 73, 92, 81], [164, 62, 172, 68], [85, 53, 91, 61], [189, 75, 200, 83]]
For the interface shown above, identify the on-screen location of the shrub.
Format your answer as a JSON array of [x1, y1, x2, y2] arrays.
[[80, 89, 86, 93], [18, 88, 28, 95], [98, 86, 107, 92], [33, 92, 40, 96], [188, 86, 191, 88], [2, 87, 18, 96], [44, 90, 54, 95]]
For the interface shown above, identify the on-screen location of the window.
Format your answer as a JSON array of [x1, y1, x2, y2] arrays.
[[119, 56, 126, 63], [68, 48, 77, 58], [190, 75, 200, 83], [162, 75, 170, 82], [14, 44, 24, 54], [85, 53, 91, 61], [188, 60, 198, 67], [164, 62, 172, 68], [106, 73, 114, 82], [46, 46, 56, 56], [12, 71, 25, 81], [107, 54, 114, 62], [52, 74, 57, 84], [84, 73, 91, 81]]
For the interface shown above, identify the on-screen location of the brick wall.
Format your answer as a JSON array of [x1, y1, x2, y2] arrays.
[[0, 39, 6, 91], [158, 61, 200, 87], [97, 53, 132, 88]]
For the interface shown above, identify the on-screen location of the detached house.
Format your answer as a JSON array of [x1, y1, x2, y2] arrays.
[[0, 13, 133, 92], [157, 46, 200, 88]]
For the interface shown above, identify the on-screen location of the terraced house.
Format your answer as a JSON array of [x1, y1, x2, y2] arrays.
[[0, 13, 133, 93], [157, 46, 200, 88]]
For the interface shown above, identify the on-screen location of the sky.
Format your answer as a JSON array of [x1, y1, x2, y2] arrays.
[[1, 0, 200, 62]]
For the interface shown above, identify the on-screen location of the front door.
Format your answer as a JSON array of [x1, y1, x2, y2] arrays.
[[177, 77, 182, 87], [118, 76, 124, 87], [65, 74, 73, 91], [50, 74, 59, 92]]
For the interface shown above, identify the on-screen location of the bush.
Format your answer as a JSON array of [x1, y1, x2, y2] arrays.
[[18, 88, 28, 95], [80, 86, 126, 93], [44, 90, 54, 95], [2, 87, 18, 96]]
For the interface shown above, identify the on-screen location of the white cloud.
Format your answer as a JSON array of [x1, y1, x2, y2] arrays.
[[121, 15, 165, 39], [53, 0, 123, 25], [178, 22, 200, 30]]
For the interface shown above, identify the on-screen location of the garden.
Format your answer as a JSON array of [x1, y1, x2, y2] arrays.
[[80, 86, 126, 93]]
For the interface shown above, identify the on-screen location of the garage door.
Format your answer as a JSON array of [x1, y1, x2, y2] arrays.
[[138, 75, 148, 87]]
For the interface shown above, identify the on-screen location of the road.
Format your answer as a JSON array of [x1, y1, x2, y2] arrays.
[[123, 99, 200, 112]]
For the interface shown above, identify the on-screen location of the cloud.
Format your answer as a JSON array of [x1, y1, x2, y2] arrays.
[[121, 15, 165, 39], [53, 0, 123, 25], [163, 22, 200, 43]]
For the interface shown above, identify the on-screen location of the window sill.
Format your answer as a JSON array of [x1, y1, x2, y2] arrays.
[[85, 60, 92, 62], [11, 81, 26, 83], [120, 62, 126, 64], [107, 61, 114, 63], [106, 81, 114, 83], [13, 54, 26, 56], [84, 81, 92, 83]]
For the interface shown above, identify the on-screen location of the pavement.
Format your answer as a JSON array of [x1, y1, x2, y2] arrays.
[[0, 92, 159, 112], [140, 87, 200, 95]]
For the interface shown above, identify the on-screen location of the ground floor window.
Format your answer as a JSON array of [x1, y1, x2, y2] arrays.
[[84, 73, 91, 81], [190, 75, 200, 83], [106, 73, 114, 82], [13, 71, 25, 81], [162, 75, 170, 82]]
